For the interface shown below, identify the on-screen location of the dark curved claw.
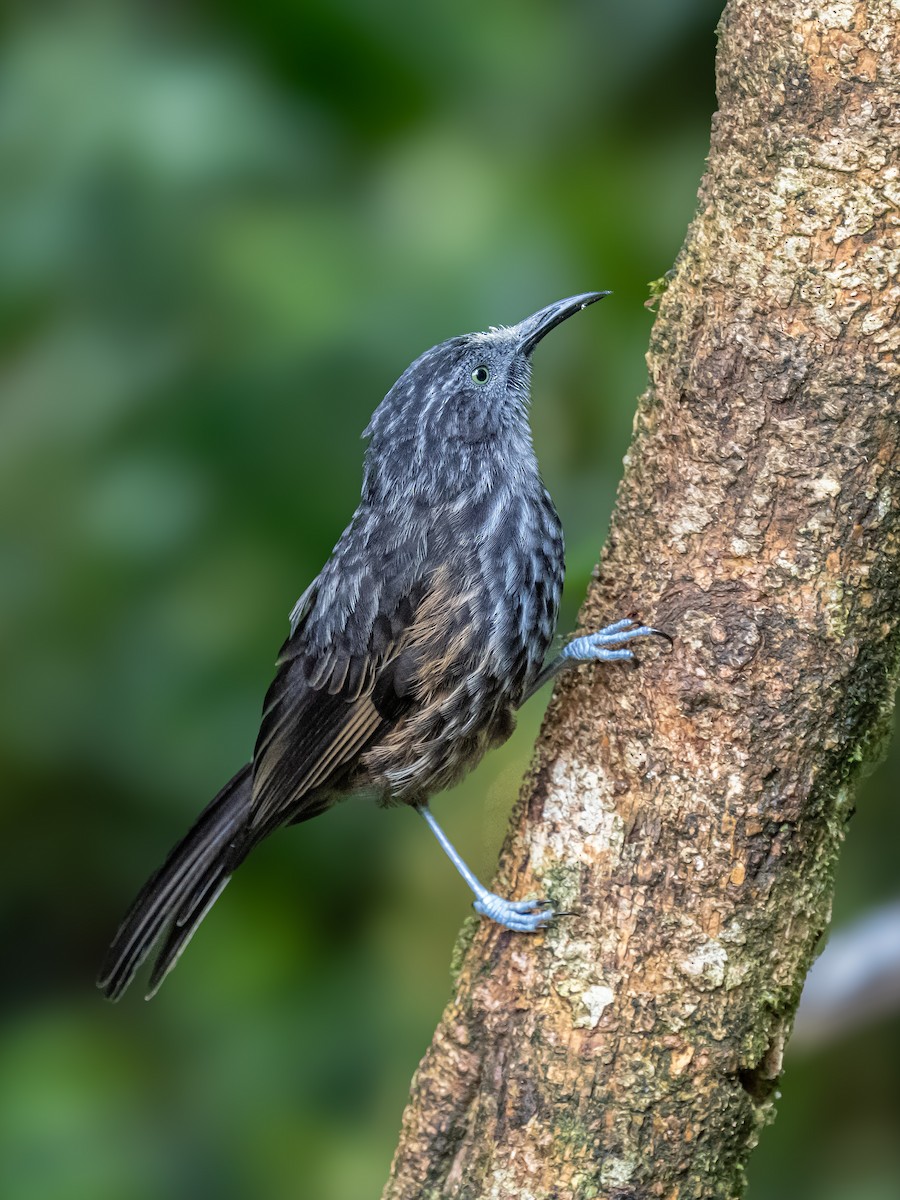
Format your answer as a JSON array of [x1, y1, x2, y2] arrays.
[[648, 626, 674, 648], [625, 614, 673, 649]]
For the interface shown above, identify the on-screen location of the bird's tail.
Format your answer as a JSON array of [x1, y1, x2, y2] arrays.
[[97, 763, 253, 1001]]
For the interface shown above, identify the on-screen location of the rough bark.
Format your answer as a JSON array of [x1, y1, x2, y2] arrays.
[[383, 2, 900, 1198]]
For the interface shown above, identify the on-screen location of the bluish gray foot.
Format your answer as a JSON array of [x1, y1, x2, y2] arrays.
[[473, 892, 554, 932], [561, 617, 666, 666]]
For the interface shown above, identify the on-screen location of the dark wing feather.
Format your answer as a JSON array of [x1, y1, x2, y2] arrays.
[[245, 564, 429, 844], [248, 669, 388, 840]]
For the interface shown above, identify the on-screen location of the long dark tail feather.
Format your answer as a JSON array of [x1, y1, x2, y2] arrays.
[[97, 764, 253, 1001]]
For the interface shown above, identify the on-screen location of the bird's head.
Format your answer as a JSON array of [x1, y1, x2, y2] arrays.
[[363, 292, 608, 493]]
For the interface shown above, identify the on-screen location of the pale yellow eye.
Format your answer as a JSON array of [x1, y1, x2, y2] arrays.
[[471, 365, 490, 384]]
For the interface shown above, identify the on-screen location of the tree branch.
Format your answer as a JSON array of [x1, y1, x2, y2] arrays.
[[792, 899, 900, 1048], [383, 1, 900, 1196]]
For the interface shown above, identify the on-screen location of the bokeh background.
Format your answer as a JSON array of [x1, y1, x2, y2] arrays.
[[2, 2, 898, 1198]]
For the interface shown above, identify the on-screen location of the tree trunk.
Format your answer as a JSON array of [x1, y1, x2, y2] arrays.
[[383, 1, 900, 1197]]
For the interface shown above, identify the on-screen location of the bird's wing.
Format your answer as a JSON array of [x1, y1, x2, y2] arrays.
[[246, 560, 436, 843]]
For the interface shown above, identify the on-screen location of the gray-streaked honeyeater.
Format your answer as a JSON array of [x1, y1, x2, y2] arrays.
[[98, 292, 667, 1001]]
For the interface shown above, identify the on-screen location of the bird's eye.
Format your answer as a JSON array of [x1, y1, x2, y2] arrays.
[[471, 365, 491, 385]]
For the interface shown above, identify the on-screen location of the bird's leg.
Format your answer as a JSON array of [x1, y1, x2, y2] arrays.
[[416, 804, 553, 933], [519, 617, 670, 706]]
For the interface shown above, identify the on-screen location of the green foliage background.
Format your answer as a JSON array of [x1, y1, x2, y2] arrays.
[[2, 3, 898, 1198]]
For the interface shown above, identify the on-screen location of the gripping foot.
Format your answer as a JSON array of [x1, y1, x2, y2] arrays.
[[561, 617, 669, 666], [417, 805, 555, 933], [473, 892, 554, 933]]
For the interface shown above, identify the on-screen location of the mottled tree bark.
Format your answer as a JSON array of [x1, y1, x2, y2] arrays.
[[383, 2, 900, 1197]]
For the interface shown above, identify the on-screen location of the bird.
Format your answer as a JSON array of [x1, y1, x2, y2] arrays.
[[97, 292, 666, 1001]]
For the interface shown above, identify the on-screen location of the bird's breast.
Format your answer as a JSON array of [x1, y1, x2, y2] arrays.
[[480, 484, 564, 687], [357, 484, 564, 804]]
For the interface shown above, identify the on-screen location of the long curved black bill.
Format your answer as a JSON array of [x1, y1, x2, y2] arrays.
[[514, 291, 610, 356]]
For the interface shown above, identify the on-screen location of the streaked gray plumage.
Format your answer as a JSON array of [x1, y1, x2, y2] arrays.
[[98, 293, 663, 1001]]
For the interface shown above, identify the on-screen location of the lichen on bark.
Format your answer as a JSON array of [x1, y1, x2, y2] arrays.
[[383, 2, 900, 1197]]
